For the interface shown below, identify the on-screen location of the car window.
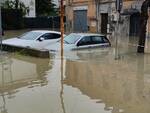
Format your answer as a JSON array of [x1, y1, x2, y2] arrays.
[[51, 33, 61, 39], [91, 36, 103, 44], [77, 36, 92, 46], [39, 33, 61, 40], [92, 36, 109, 44], [102, 36, 109, 43], [19, 31, 43, 40]]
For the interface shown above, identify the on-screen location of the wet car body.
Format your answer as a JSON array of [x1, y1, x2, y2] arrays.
[[45, 33, 111, 52], [2, 30, 64, 50]]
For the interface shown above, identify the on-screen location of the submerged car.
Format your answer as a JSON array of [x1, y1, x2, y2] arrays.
[[45, 33, 111, 52], [2, 30, 63, 50]]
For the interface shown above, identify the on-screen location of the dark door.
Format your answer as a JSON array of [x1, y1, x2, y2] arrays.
[[73, 10, 88, 32], [129, 13, 140, 36], [101, 13, 108, 34]]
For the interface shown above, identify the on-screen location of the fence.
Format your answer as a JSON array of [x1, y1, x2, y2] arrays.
[[2, 8, 65, 30], [2, 9, 23, 30], [23, 16, 61, 29]]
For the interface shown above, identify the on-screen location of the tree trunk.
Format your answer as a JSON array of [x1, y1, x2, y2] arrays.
[[137, 0, 150, 53], [15, 0, 19, 9]]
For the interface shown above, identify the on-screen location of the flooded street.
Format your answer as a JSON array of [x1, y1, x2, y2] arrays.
[[1, 30, 150, 113]]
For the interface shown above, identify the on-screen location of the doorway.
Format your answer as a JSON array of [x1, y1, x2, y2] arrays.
[[101, 13, 108, 34]]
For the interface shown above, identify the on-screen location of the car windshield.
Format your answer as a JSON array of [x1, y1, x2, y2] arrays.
[[64, 34, 81, 44], [19, 31, 43, 40]]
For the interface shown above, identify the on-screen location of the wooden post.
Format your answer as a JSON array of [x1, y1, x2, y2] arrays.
[[60, 0, 64, 57]]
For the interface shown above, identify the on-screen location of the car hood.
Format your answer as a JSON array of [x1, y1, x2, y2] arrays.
[[44, 42, 76, 51], [2, 38, 33, 48]]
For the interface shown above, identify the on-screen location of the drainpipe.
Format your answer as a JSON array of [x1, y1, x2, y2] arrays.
[[95, 0, 99, 33]]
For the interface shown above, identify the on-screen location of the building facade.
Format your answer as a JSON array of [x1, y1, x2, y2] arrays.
[[65, 0, 97, 33], [66, 0, 150, 37]]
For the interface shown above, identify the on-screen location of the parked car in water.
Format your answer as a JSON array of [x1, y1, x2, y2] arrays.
[[2, 30, 64, 50], [45, 33, 111, 52]]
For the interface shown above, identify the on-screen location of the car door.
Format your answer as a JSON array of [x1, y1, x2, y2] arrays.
[[90, 36, 110, 48], [36, 33, 61, 49], [76, 36, 92, 50]]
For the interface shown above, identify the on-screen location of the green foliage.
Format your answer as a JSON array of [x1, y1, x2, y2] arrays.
[[1, 0, 29, 16], [36, 0, 58, 17]]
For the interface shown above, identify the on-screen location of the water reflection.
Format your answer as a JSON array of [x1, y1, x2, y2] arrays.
[[64, 53, 150, 113], [0, 54, 51, 113], [62, 48, 111, 61], [3, 29, 150, 113]]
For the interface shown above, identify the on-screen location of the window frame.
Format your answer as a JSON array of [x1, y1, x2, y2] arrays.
[[37, 33, 61, 41], [77, 36, 93, 46]]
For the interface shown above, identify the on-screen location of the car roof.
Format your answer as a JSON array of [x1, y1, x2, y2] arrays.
[[31, 30, 61, 34], [70, 33, 105, 37]]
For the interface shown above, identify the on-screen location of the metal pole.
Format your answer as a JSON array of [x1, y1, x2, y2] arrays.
[[0, 6, 2, 52], [60, 0, 64, 57], [52, 16, 54, 30], [115, 11, 120, 60]]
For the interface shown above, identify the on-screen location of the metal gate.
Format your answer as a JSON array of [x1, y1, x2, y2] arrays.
[[73, 10, 88, 32]]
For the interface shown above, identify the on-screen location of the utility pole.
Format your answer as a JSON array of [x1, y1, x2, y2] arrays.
[[60, 0, 64, 57], [115, 0, 122, 60], [0, 2, 2, 52]]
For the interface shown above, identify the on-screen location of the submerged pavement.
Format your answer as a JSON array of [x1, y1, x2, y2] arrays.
[[1, 30, 150, 113], [0, 47, 150, 113]]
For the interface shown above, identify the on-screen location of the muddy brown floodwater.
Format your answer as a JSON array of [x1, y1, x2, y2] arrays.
[[1, 30, 150, 113]]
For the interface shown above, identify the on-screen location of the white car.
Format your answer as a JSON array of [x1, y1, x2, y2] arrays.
[[3, 30, 64, 50], [45, 33, 111, 52]]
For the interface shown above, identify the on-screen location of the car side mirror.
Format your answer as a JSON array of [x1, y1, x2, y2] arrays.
[[39, 37, 44, 42]]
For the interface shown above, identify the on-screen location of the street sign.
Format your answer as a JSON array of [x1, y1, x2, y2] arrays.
[[116, 0, 123, 13]]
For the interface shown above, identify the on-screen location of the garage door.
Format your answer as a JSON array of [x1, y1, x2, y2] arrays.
[[73, 10, 88, 32]]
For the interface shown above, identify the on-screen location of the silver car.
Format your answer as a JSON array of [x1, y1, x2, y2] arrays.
[[45, 33, 111, 51]]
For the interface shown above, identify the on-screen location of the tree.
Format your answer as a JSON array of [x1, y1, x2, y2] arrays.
[[36, 0, 58, 17], [1, 0, 29, 16], [15, 0, 19, 9], [137, 0, 150, 53]]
